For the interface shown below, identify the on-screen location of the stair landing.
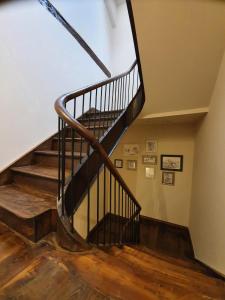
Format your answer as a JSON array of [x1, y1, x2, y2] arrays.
[[0, 221, 224, 300]]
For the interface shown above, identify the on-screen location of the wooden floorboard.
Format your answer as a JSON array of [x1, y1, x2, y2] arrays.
[[0, 222, 224, 300]]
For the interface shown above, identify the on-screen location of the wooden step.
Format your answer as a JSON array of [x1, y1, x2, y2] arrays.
[[34, 150, 87, 168], [0, 185, 56, 241], [52, 137, 88, 152], [11, 165, 66, 195]]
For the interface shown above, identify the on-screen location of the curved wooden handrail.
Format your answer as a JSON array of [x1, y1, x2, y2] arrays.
[[55, 60, 141, 210], [56, 60, 136, 104]]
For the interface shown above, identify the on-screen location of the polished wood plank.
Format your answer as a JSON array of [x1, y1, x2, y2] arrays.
[[0, 222, 224, 300]]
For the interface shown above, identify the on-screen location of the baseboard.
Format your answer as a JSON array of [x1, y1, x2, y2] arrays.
[[141, 215, 225, 281]]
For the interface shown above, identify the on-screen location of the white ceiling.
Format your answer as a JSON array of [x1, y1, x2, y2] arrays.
[[132, 0, 225, 117]]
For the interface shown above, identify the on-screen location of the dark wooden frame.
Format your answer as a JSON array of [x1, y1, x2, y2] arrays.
[[114, 159, 123, 169], [142, 155, 157, 165], [160, 155, 183, 172], [162, 171, 175, 186]]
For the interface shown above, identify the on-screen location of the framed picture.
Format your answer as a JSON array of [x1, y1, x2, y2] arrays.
[[127, 160, 137, 170], [123, 144, 139, 156], [114, 159, 123, 169], [162, 171, 175, 186], [146, 140, 157, 153], [160, 155, 183, 172], [142, 155, 157, 165], [145, 167, 155, 179]]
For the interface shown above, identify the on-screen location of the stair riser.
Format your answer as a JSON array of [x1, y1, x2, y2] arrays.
[[0, 207, 56, 242], [79, 119, 114, 127], [82, 111, 121, 119], [13, 173, 58, 195], [52, 140, 88, 153], [34, 154, 83, 170], [66, 128, 108, 138]]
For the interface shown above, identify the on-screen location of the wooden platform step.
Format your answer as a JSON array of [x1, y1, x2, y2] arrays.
[[0, 185, 56, 241]]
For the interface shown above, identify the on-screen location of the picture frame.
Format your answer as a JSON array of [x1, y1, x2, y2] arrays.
[[127, 160, 137, 170], [162, 171, 175, 186], [123, 144, 139, 156], [114, 159, 123, 169], [160, 155, 183, 172], [146, 140, 157, 153], [142, 155, 157, 165], [145, 167, 155, 179]]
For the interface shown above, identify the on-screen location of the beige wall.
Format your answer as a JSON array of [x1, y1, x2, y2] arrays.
[[111, 122, 196, 226], [190, 51, 225, 276], [132, 0, 225, 116]]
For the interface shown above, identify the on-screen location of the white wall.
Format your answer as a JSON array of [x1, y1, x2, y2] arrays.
[[190, 51, 225, 276], [0, 0, 114, 171], [111, 122, 195, 227], [111, 1, 136, 74]]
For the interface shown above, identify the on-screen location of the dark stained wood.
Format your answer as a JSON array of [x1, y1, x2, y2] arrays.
[[140, 215, 194, 260], [0, 222, 224, 300]]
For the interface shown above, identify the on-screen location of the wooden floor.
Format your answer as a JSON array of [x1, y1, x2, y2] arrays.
[[0, 222, 224, 300]]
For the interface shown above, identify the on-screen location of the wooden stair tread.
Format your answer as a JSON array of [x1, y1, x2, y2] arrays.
[[0, 185, 56, 219], [35, 150, 86, 158], [11, 165, 69, 181]]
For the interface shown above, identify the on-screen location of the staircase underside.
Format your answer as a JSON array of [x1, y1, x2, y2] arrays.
[[0, 221, 224, 300]]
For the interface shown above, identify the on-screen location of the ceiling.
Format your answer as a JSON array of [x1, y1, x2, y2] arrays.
[[132, 0, 225, 117]]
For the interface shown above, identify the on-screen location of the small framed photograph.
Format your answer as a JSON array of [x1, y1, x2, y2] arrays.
[[161, 155, 183, 172], [145, 167, 155, 179], [162, 171, 175, 186], [146, 140, 157, 153], [142, 155, 157, 165], [123, 144, 139, 156], [114, 159, 123, 169], [127, 160, 137, 170]]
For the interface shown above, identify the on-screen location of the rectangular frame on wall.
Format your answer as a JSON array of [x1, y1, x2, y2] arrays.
[[160, 155, 183, 172]]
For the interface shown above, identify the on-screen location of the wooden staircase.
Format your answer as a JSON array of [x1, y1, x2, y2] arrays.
[[0, 110, 118, 242]]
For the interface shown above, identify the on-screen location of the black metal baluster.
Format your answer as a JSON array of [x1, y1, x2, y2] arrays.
[[124, 76, 128, 109], [114, 177, 117, 244], [93, 89, 98, 137], [80, 94, 85, 163], [97, 167, 99, 245], [109, 171, 112, 245], [71, 98, 76, 177], [107, 84, 111, 128], [121, 188, 124, 244], [111, 82, 115, 122], [132, 68, 135, 97], [58, 117, 62, 202], [103, 84, 107, 135], [127, 73, 131, 106], [103, 165, 106, 245], [61, 120, 66, 216], [118, 184, 120, 245], [87, 91, 92, 156], [98, 87, 103, 140], [87, 180, 90, 239]]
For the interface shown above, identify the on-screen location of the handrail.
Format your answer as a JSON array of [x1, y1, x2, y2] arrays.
[[56, 61, 136, 104], [38, 0, 111, 78], [55, 60, 141, 210]]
